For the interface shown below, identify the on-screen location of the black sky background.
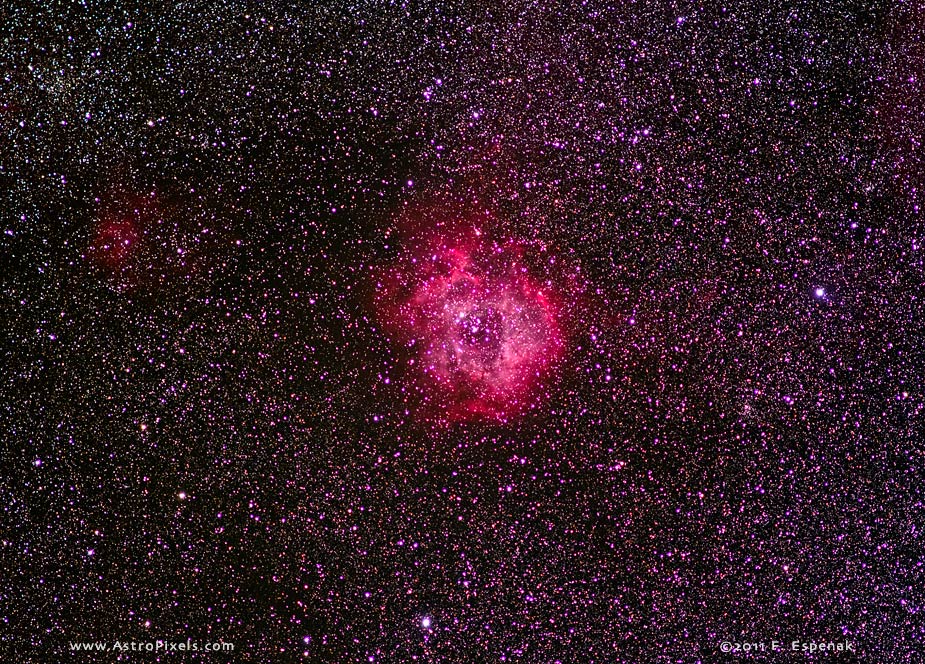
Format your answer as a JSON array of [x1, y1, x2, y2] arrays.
[[3, 1, 925, 662]]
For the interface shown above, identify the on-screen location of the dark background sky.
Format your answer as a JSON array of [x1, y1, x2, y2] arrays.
[[2, 1, 924, 662]]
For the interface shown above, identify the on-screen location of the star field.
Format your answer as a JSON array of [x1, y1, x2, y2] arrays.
[[3, 1, 925, 662]]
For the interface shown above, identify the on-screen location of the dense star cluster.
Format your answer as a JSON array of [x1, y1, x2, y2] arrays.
[[3, 1, 924, 663]]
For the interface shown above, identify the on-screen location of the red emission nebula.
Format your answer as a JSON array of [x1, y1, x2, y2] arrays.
[[373, 203, 577, 425]]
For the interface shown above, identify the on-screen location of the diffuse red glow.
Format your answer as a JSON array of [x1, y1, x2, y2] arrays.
[[88, 192, 156, 275], [374, 205, 569, 424], [86, 188, 218, 291], [92, 217, 140, 268]]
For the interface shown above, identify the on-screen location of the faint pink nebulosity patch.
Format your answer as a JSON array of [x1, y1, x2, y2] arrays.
[[92, 217, 139, 268], [88, 190, 154, 275], [375, 220, 567, 425]]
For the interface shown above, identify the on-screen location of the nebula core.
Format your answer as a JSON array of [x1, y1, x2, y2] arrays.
[[375, 220, 567, 424]]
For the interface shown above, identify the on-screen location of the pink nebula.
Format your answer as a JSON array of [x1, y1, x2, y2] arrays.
[[375, 220, 567, 424]]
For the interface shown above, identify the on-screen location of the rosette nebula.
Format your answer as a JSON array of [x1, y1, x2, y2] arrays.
[[375, 223, 567, 424]]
